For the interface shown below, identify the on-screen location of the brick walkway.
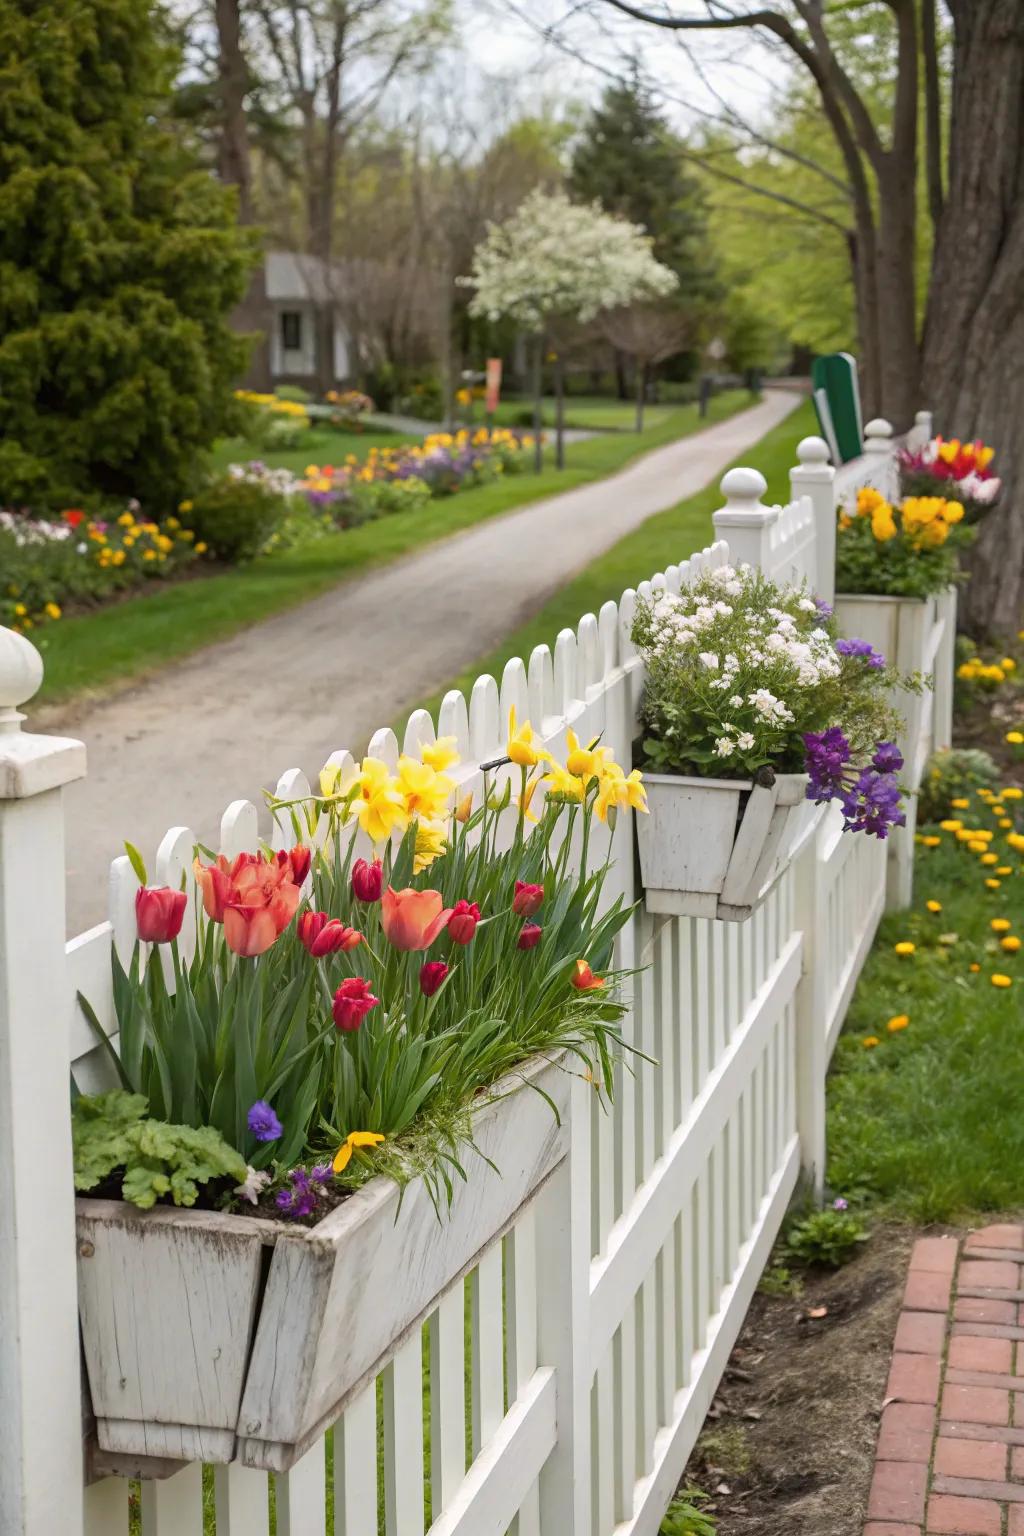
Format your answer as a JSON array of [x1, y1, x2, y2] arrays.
[[866, 1224, 1024, 1535]]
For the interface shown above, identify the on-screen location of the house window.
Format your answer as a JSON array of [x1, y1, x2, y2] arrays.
[[280, 311, 303, 352]]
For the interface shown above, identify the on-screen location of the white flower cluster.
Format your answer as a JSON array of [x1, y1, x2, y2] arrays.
[[227, 462, 300, 497], [0, 510, 74, 547], [463, 189, 678, 330]]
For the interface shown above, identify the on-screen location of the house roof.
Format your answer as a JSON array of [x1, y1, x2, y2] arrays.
[[266, 251, 346, 303]]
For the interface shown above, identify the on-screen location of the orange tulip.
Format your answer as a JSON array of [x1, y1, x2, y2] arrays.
[[194, 851, 301, 957], [381, 886, 453, 951], [570, 959, 604, 991]]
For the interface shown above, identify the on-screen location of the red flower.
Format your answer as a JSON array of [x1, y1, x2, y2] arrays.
[[570, 959, 604, 991], [62, 508, 85, 528], [332, 977, 379, 1032], [352, 857, 384, 903], [298, 911, 363, 957], [135, 886, 187, 944], [513, 881, 544, 917], [381, 887, 453, 951], [419, 960, 449, 997], [517, 923, 542, 950], [278, 845, 311, 886], [447, 899, 480, 945], [193, 850, 300, 957]]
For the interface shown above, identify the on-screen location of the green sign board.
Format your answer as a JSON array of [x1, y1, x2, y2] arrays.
[[811, 352, 864, 464]]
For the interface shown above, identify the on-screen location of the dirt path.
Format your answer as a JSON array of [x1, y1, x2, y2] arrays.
[[46, 389, 802, 933]]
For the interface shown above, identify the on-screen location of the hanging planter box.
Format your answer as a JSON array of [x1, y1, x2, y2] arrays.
[[76, 1054, 568, 1475], [636, 771, 819, 922]]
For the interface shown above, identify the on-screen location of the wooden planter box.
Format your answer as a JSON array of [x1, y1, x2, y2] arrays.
[[834, 591, 937, 790], [76, 1055, 568, 1474], [635, 771, 818, 922]]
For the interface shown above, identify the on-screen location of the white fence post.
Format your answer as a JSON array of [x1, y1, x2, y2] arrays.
[[0, 627, 86, 1536], [908, 408, 934, 451], [712, 467, 780, 573], [793, 833, 827, 1197], [789, 436, 837, 603]]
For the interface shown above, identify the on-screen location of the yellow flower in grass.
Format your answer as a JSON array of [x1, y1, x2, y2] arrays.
[[397, 756, 454, 823], [1008, 833, 1024, 853], [970, 962, 981, 973], [887, 1015, 910, 1033], [992, 919, 1013, 933], [354, 757, 409, 844], [861, 1036, 880, 1049], [968, 840, 988, 853], [507, 706, 551, 768], [955, 829, 976, 842], [595, 766, 648, 822], [420, 736, 460, 773], [982, 853, 999, 866], [975, 829, 994, 842], [997, 865, 1013, 875], [333, 1130, 385, 1174], [894, 941, 916, 956], [999, 819, 1014, 830], [1001, 936, 1021, 953], [950, 798, 971, 810], [991, 974, 1013, 989], [986, 878, 1002, 890], [940, 819, 963, 832], [1002, 787, 1023, 800], [13, 603, 26, 617], [925, 900, 942, 913], [922, 836, 942, 847], [194, 542, 208, 555], [117, 511, 134, 527], [413, 819, 448, 873], [1007, 732, 1024, 746]]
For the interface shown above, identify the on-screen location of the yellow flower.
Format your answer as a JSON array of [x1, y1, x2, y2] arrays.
[[594, 765, 648, 822], [564, 729, 609, 783], [420, 736, 460, 773], [887, 1014, 910, 1033], [940, 819, 963, 832], [982, 853, 999, 865], [507, 706, 550, 768], [166, 516, 180, 531], [112, 549, 126, 566], [13, 603, 27, 617], [991, 974, 1013, 988], [117, 511, 135, 527], [515, 773, 544, 823], [142, 549, 156, 561], [43, 600, 62, 619], [194, 542, 208, 554], [1008, 833, 1024, 852], [1007, 732, 1024, 746], [894, 941, 916, 956], [991, 918, 1012, 932], [999, 819, 1013, 829], [943, 500, 965, 524], [921, 836, 941, 847], [354, 757, 409, 844], [1002, 658, 1017, 671], [1001, 935, 1021, 953], [333, 1130, 385, 1174], [996, 865, 1013, 875], [950, 798, 971, 810], [969, 962, 981, 973], [1004, 787, 1024, 800], [856, 487, 885, 516], [925, 900, 942, 913], [397, 756, 453, 823], [413, 819, 447, 873], [871, 504, 897, 542], [955, 828, 976, 842], [968, 839, 988, 853], [455, 792, 473, 823], [861, 1036, 880, 1049], [178, 500, 194, 514], [544, 761, 585, 802], [986, 878, 1002, 889]]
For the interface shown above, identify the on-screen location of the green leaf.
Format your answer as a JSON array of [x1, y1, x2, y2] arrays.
[[123, 841, 148, 887]]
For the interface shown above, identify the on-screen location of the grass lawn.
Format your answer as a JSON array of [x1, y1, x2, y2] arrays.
[[412, 397, 816, 725], [206, 425, 421, 475], [35, 390, 752, 705], [490, 392, 681, 433], [827, 790, 1024, 1224]]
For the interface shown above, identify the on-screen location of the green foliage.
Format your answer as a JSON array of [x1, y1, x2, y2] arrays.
[[783, 1205, 869, 1268], [660, 1489, 717, 1536], [918, 748, 1000, 823], [72, 1090, 247, 1209], [0, 0, 258, 513], [570, 67, 718, 312], [185, 474, 289, 561], [758, 1263, 803, 1298]]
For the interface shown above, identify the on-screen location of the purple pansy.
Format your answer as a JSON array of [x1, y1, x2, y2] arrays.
[[247, 1100, 282, 1142], [836, 637, 886, 670]]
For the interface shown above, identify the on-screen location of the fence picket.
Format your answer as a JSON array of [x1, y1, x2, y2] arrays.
[[471, 1245, 505, 1456], [213, 1463, 270, 1536], [276, 1436, 326, 1536], [84, 1478, 129, 1535], [140, 1463, 204, 1535], [383, 1334, 425, 1536], [336, 1382, 378, 1536]]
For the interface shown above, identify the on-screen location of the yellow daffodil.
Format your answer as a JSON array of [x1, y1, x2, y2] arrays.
[[564, 729, 610, 783], [354, 757, 409, 844], [455, 792, 473, 823], [887, 1015, 910, 1033], [991, 974, 1013, 988], [333, 1130, 385, 1174], [594, 766, 648, 822], [894, 941, 916, 956], [507, 707, 551, 768], [420, 736, 460, 773], [515, 773, 544, 823], [544, 761, 585, 802], [413, 819, 447, 873], [397, 756, 454, 823]]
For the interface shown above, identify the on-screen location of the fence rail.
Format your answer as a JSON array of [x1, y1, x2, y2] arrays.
[[0, 414, 954, 1536]]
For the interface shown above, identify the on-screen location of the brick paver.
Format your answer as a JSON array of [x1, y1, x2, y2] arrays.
[[865, 1227, 1024, 1535]]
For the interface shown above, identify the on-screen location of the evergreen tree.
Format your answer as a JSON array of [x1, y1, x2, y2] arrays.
[[569, 68, 718, 305], [0, 0, 258, 512]]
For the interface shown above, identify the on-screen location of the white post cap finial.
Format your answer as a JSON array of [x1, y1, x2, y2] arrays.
[[864, 418, 893, 452], [719, 466, 768, 515], [796, 435, 831, 466], [915, 409, 932, 427], [0, 625, 44, 735]]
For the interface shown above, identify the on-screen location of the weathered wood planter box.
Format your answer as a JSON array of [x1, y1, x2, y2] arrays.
[[636, 771, 819, 922], [76, 1055, 568, 1474], [834, 590, 939, 790]]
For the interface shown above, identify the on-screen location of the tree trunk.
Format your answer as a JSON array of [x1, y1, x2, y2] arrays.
[[532, 336, 543, 474], [555, 355, 565, 469], [215, 0, 252, 222], [922, 0, 1024, 636], [635, 360, 646, 433], [873, 166, 922, 431]]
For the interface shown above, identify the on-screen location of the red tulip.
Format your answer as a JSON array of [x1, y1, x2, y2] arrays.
[[194, 851, 301, 957], [278, 845, 311, 886], [352, 857, 384, 903], [517, 923, 542, 950], [447, 900, 480, 945], [570, 959, 604, 991], [135, 886, 187, 944], [298, 911, 363, 957], [419, 960, 449, 996], [332, 977, 380, 1032], [381, 887, 453, 951], [513, 881, 544, 917]]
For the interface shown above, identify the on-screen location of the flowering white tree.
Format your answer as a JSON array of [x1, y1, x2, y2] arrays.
[[464, 189, 677, 466]]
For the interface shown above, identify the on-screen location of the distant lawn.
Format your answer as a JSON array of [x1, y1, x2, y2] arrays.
[[35, 390, 753, 705], [490, 393, 680, 433], [206, 425, 420, 476], [411, 397, 815, 724]]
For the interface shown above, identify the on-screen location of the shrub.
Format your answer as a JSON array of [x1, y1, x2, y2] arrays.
[[185, 464, 296, 561], [783, 1202, 869, 1268], [918, 748, 1001, 822]]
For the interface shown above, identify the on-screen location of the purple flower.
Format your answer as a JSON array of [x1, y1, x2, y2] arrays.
[[803, 727, 852, 803], [814, 597, 834, 622], [872, 741, 904, 774], [836, 637, 886, 670], [247, 1100, 282, 1142], [311, 1162, 333, 1185], [840, 769, 906, 839], [274, 1163, 333, 1219], [833, 1197, 849, 1211]]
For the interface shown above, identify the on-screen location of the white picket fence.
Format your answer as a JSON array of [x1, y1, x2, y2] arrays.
[[0, 422, 954, 1536]]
